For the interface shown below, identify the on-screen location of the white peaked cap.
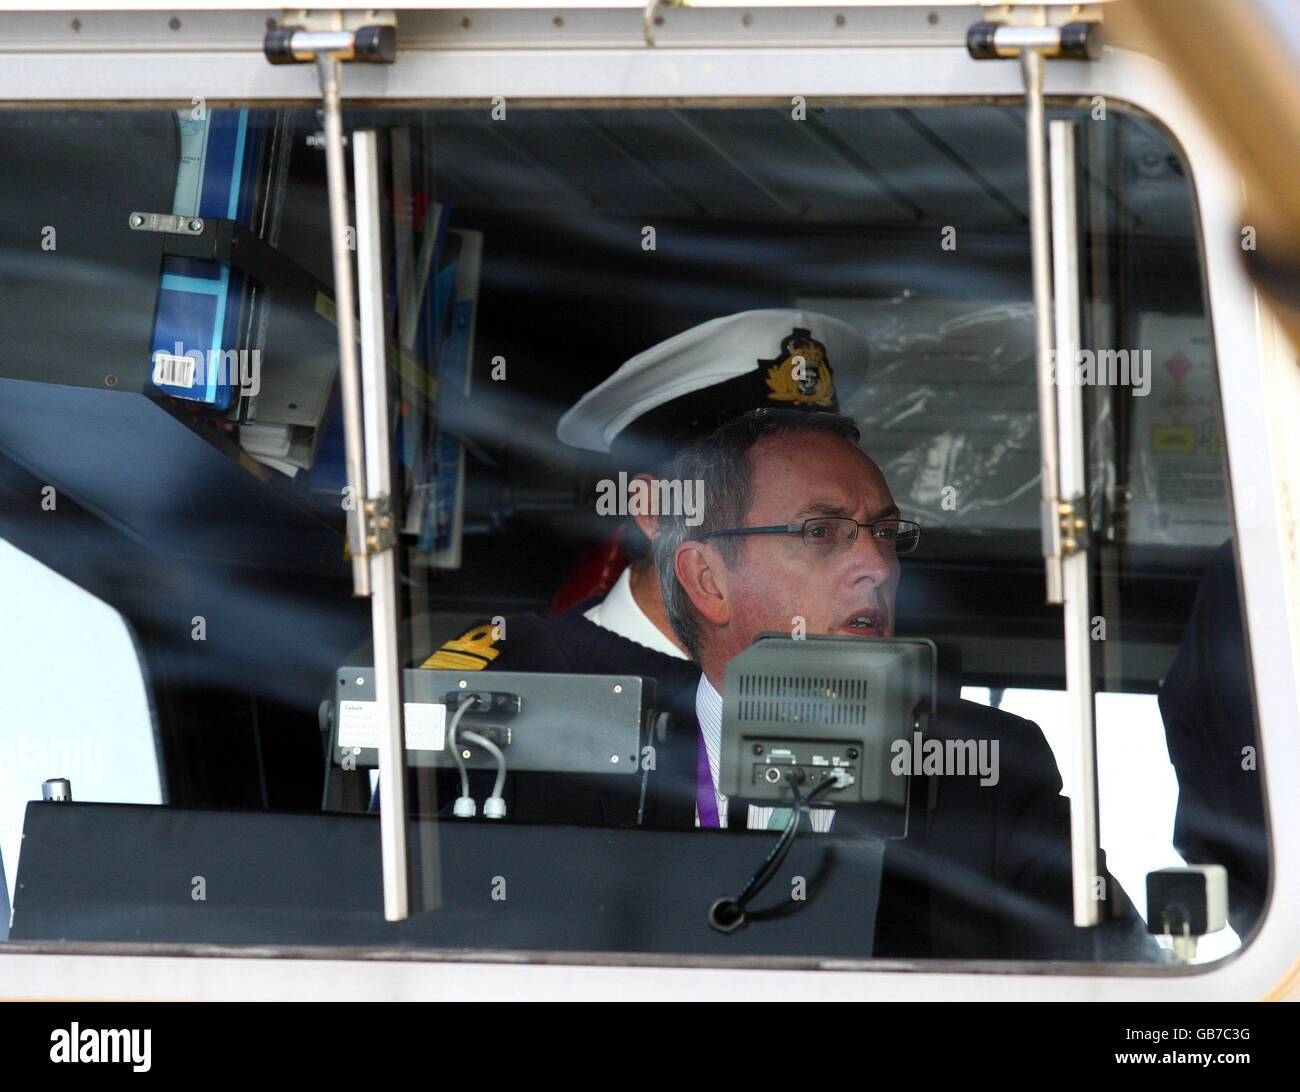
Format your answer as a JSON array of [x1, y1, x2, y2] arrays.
[[556, 308, 870, 454]]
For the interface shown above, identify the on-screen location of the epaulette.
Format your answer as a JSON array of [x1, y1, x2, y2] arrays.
[[420, 623, 503, 671]]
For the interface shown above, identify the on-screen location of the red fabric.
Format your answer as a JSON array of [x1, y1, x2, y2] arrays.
[[548, 526, 631, 616]]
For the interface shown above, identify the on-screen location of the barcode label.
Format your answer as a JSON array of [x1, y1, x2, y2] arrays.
[[152, 352, 196, 389]]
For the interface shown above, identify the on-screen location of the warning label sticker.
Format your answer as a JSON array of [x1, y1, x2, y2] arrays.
[[337, 701, 446, 752]]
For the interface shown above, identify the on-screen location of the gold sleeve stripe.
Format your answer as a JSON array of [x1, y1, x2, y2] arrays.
[[418, 623, 503, 671], [420, 650, 489, 671]]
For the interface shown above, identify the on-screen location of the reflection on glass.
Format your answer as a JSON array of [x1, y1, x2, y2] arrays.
[[0, 104, 1263, 965]]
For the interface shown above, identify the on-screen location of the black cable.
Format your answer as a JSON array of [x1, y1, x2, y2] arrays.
[[708, 772, 842, 933], [735, 779, 804, 909], [743, 776, 840, 905]]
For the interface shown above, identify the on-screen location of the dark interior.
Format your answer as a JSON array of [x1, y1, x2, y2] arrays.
[[0, 103, 1233, 811]]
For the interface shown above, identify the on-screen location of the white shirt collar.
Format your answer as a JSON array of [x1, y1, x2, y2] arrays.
[[583, 567, 690, 660]]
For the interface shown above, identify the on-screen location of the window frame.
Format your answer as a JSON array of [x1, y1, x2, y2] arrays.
[[0, 14, 1295, 1001]]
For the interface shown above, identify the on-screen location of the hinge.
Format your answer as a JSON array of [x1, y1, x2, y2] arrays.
[[264, 9, 397, 65], [364, 494, 397, 553], [127, 212, 205, 236], [1057, 495, 1092, 555], [968, 5, 1103, 61]]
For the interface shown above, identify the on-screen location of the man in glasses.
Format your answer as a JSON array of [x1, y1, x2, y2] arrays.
[[420, 309, 871, 728], [393, 311, 870, 825], [655, 407, 1149, 957]]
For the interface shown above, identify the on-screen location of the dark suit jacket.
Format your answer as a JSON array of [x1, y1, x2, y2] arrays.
[[405, 603, 1154, 960], [1158, 540, 1267, 937]]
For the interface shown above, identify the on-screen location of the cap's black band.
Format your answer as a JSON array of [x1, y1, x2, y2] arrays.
[[609, 367, 840, 469]]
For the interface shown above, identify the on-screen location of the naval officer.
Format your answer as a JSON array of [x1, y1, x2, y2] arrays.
[[420, 307, 872, 728], [653, 407, 1154, 957]]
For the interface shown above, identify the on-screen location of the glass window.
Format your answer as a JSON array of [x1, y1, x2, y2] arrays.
[[0, 103, 1265, 965], [0, 541, 161, 936]]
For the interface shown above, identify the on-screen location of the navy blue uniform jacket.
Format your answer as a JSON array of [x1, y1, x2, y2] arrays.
[[410, 602, 1153, 960]]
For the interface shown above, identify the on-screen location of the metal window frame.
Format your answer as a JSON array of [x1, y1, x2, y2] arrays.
[[0, 16, 1296, 1000]]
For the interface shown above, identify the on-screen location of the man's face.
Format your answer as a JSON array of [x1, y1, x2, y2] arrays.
[[705, 431, 901, 668]]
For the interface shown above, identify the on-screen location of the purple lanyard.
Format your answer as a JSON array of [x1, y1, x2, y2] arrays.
[[696, 725, 721, 828]]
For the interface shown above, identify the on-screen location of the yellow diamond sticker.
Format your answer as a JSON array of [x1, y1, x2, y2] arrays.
[[1160, 387, 1193, 418]]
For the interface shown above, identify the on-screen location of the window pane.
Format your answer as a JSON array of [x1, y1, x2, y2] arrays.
[[0, 103, 1264, 965], [0, 540, 161, 936]]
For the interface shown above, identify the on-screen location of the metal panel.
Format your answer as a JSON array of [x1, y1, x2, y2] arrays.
[[334, 667, 647, 773], [12, 801, 885, 958]]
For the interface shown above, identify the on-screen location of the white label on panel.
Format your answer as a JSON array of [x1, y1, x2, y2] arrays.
[[337, 700, 447, 752]]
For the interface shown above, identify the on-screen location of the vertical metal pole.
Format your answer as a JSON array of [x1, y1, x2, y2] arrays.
[[316, 54, 371, 596], [1021, 48, 1065, 605], [1050, 119, 1102, 927], [354, 129, 411, 921]]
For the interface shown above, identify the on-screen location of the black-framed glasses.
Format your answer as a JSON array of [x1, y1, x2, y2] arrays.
[[702, 516, 922, 555]]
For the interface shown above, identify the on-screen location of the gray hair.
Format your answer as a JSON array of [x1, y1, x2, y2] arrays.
[[653, 409, 862, 659]]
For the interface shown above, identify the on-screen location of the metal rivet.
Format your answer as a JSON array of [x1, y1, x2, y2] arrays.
[[70, 18, 81, 31], [459, 680, 468, 688], [553, 15, 564, 26], [188, 218, 203, 232], [610, 754, 619, 763], [355, 676, 364, 686], [613, 684, 623, 694], [353, 747, 361, 755], [169, 16, 181, 30], [460, 16, 471, 28], [742, 13, 753, 26], [462, 749, 471, 759], [104, 374, 117, 387], [129, 213, 143, 228], [835, 13, 845, 26]]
